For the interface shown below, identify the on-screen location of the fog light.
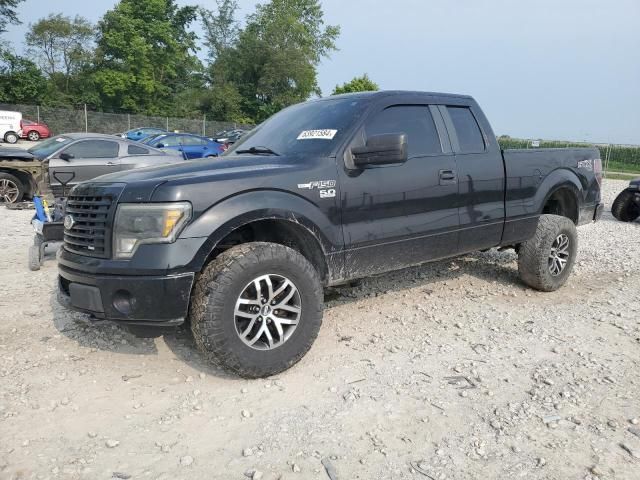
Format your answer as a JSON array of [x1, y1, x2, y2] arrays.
[[112, 290, 134, 315]]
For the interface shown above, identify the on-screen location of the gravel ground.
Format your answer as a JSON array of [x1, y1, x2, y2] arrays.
[[1, 179, 639, 480]]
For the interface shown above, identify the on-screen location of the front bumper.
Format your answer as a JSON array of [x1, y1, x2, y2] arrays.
[[58, 264, 194, 325]]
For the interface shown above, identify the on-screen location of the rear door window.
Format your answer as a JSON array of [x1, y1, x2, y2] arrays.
[[447, 107, 485, 153], [127, 144, 149, 155], [182, 136, 205, 146], [365, 105, 442, 158], [62, 140, 119, 159], [157, 135, 181, 147]]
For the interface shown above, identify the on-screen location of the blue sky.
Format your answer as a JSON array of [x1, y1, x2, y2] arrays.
[[4, 0, 640, 144]]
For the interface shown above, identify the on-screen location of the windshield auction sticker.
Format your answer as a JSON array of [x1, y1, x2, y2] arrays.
[[297, 129, 338, 140]]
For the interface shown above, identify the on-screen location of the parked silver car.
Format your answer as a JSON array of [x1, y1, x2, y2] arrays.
[[0, 133, 184, 201]]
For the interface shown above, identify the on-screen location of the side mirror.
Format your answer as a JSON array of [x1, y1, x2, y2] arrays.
[[59, 152, 74, 161], [351, 133, 407, 168], [156, 143, 165, 149]]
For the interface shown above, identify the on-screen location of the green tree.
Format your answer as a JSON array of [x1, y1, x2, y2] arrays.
[[200, 0, 239, 62], [0, 49, 47, 103], [26, 14, 94, 77], [222, 0, 339, 122], [25, 14, 94, 95], [0, 0, 24, 35], [332, 73, 378, 95], [93, 0, 202, 114]]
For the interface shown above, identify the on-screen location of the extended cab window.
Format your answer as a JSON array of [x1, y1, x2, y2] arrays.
[[62, 140, 119, 159], [366, 105, 441, 158], [447, 106, 485, 153]]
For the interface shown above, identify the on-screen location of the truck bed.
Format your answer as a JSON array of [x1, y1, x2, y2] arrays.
[[501, 147, 602, 241]]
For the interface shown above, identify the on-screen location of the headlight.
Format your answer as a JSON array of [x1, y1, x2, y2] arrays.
[[113, 202, 191, 259]]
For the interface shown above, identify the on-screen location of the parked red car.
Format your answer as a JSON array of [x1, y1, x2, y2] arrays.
[[20, 119, 51, 141]]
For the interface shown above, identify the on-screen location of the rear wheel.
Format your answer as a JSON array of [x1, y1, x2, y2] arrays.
[[611, 190, 640, 222], [27, 130, 40, 141], [4, 132, 18, 144], [0, 173, 24, 204], [189, 242, 323, 378], [518, 214, 578, 292]]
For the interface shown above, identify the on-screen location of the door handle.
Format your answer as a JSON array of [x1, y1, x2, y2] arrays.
[[106, 161, 117, 166], [439, 169, 457, 181]]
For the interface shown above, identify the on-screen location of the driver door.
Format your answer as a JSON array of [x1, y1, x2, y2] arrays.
[[49, 139, 121, 195], [339, 103, 460, 278]]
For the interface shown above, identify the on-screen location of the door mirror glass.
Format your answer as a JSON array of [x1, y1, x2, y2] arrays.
[[351, 133, 407, 168], [59, 152, 74, 161]]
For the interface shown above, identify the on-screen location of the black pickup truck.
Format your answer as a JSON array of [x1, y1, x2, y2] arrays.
[[57, 91, 603, 377]]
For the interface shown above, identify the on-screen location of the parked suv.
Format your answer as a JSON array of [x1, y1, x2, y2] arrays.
[[57, 91, 603, 378]]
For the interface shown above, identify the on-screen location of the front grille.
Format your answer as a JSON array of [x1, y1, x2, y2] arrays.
[[64, 194, 114, 258]]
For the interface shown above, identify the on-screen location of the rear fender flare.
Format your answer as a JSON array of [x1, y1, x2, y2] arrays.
[[535, 169, 583, 217]]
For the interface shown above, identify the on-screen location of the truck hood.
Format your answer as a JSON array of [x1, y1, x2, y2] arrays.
[[0, 147, 36, 161], [96, 155, 296, 185], [90, 155, 300, 203]]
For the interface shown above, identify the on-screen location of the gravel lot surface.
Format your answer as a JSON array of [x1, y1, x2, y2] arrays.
[[1, 179, 638, 480]]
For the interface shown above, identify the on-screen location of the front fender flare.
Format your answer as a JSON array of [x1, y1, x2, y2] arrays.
[[180, 190, 342, 273]]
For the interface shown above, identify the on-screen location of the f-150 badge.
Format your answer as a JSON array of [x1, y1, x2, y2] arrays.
[[298, 180, 337, 198]]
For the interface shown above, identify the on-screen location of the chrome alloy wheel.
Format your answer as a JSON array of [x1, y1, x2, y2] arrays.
[[548, 233, 570, 276], [234, 274, 302, 350], [0, 178, 19, 203]]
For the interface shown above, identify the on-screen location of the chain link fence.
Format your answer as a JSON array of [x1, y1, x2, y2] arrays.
[[0, 103, 252, 138]]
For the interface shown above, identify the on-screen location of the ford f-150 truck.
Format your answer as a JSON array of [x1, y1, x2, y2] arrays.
[[57, 91, 604, 378]]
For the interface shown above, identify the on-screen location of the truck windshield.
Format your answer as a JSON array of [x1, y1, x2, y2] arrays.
[[28, 136, 71, 159], [226, 97, 370, 157]]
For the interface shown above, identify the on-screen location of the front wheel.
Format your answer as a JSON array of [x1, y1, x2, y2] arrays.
[[611, 190, 640, 222], [518, 214, 578, 292], [0, 172, 24, 204], [189, 242, 323, 378], [4, 132, 18, 144]]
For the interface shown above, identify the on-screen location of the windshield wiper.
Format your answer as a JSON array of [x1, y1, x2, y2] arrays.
[[235, 146, 280, 156]]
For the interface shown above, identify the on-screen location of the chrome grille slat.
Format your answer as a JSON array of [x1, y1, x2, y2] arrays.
[[63, 193, 113, 258]]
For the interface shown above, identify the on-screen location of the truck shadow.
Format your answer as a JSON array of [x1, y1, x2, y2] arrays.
[[325, 248, 520, 304], [49, 248, 520, 378], [48, 292, 237, 379], [49, 295, 160, 356]]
